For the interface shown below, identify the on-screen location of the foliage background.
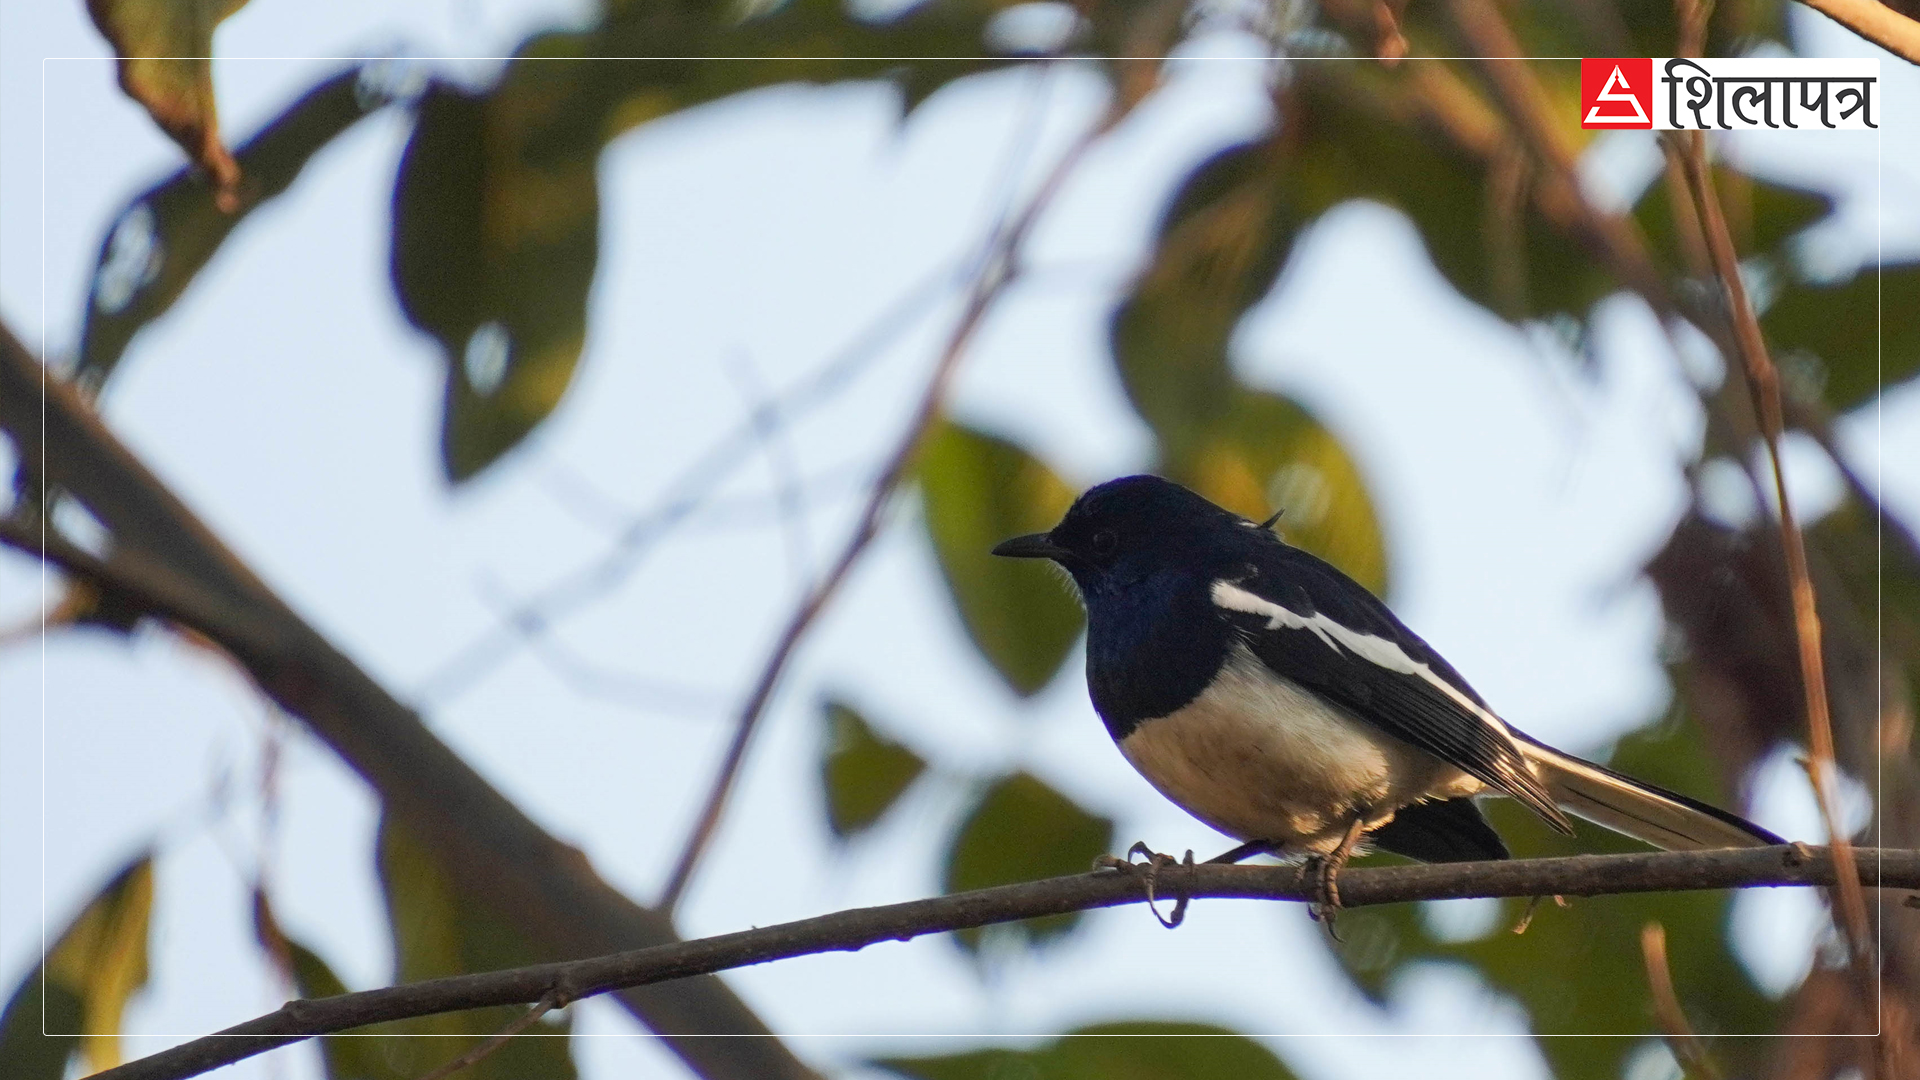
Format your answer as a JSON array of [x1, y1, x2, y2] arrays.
[[1, 1, 1917, 1079]]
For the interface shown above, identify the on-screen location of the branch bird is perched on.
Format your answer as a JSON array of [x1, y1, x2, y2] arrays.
[[993, 475, 1781, 912]]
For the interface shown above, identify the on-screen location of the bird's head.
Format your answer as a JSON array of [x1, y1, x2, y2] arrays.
[[991, 474, 1250, 597]]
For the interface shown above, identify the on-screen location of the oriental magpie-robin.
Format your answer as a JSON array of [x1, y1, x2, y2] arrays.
[[993, 475, 1781, 889]]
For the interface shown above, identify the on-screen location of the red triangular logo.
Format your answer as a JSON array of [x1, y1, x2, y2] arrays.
[[1580, 58, 1654, 129], [1585, 66, 1649, 123]]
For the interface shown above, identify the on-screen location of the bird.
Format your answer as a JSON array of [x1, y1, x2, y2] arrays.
[[992, 474, 1781, 909]]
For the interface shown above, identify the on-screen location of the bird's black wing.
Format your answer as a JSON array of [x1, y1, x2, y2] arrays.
[[1369, 798, 1509, 862], [1212, 545, 1572, 832]]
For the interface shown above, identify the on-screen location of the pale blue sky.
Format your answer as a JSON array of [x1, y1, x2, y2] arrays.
[[3, 3, 1916, 1079]]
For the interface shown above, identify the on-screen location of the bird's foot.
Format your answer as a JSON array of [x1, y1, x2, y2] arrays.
[[1305, 815, 1370, 938], [1095, 842, 1196, 929], [1303, 855, 1346, 937], [1510, 893, 1571, 935]]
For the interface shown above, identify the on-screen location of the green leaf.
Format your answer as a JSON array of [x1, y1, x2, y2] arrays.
[[1329, 717, 1777, 1079], [376, 815, 577, 1079], [85, 0, 251, 192], [876, 1020, 1299, 1080], [1293, 63, 1613, 324], [919, 420, 1084, 696], [1635, 166, 1832, 276], [78, 66, 388, 389], [0, 969, 83, 1080], [253, 888, 409, 1080], [1110, 140, 1297, 456], [392, 0, 1018, 482], [0, 853, 153, 1077], [1763, 262, 1920, 411], [1112, 142, 1388, 595], [287, 939, 415, 1080], [943, 772, 1113, 953], [1169, 389, 1389, 597], [391, 67, 601, 484], [821, 698, 927, 839]]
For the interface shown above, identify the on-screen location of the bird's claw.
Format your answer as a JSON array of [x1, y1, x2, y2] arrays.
[[1305, 854, 1346, 939], [1305, 814, 1369, 940], [1096, 842, 1196, 928]]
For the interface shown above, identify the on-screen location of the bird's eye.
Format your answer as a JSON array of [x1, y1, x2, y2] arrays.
[[1090, 529, 1117, 557]]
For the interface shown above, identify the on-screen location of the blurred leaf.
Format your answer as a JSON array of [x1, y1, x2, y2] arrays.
[[943, 772, 1113, 953], [287, 939, 414, 1080], [1171, 389, 1389, 597], [78, 66, 389, 389], [377, 815, 576, 1079], [1635, 166, 1832, 275], [1763, 262, 1920, 411], [253, 888, 409, 1080], [392, 0, 1015, 482], [876, 1020, 1298, 1080], [1813, 502, 1920, 669], [391, 66, 600, 484], [1329, 717, 1776, 1079], [1650, 505, 1913, 819], [821, 698, 927, 839], [1111, 140, 1296, 456], [85, 0, 250, 193], [1290, 63, 1613, 324], [0, 970, 83, 1080], [0, 853, 153, 1077], [920, 420, 1083, 695], [1113, 139, 1389, 594]]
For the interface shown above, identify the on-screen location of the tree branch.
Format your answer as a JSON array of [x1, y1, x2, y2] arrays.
[[1795, 0, 1920, 65], [0, 323, 819, 1080], [1641, 921, 1723, 1080], [415, 259, 961, 705], [656, 101, 1113, 913], [93, 847, 1920, 1080], [1668, 127, 1877, 989]]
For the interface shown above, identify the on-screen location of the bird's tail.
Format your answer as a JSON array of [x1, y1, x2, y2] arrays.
[[1514, 735, 1783, 850]]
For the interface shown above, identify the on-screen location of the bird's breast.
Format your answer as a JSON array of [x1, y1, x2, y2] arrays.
[[1115, 645, 1477, 852]]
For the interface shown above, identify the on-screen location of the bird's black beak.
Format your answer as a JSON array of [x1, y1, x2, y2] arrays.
[[992, 533, 1070, 561]]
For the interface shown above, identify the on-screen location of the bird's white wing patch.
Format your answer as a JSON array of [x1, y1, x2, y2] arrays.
[[1210, 580, 1514, 739]]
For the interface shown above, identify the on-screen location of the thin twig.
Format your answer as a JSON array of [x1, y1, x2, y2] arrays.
[[471, 573, 729, 718], [1371, 0, 1410, 65], [1677, 0, 1716, 60], [0, 323, 819, 1080], [1667, 130, 1875, 985], [411, 991, 567, 1080], [1641, 921, 1723, 1080], [1444, 0, 1673, 307], [415, 260, 964, 704], [91, 847, 1920, 1080], [727, 351, 813, 590], [656, 110, 1114, 915]]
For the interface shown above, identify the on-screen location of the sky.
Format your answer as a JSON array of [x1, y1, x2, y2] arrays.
[[2, 2, 1917, 1080]]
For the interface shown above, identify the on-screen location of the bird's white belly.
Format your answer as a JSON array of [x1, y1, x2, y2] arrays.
[[1116, 645, 1479, 853]]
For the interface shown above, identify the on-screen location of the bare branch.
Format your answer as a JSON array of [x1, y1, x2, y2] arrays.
[[1641, 921, 1723, 1080], [470, 571, 728, 717], [94, 847, 1920, 1080], [656, 109, 1111, 913], [1795, 0, 1920, 65], [410, 992, 567, 1080], [415, 260, 962, 705], [1667, 129, 1875, 983], [0, 323, 819, 1080], [726, 351, 813, 589]]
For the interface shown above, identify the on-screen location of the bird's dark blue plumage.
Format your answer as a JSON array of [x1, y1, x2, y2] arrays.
[[993, 474, 1782, 865]]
